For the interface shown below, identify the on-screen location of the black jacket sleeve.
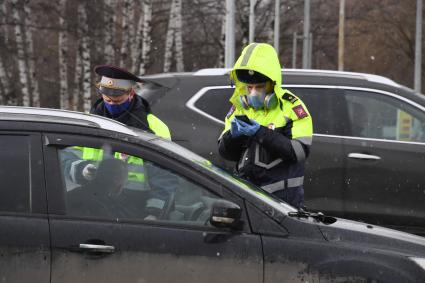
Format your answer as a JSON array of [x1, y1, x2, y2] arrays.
[[253, 126, 298, 163], [218, 130, 249, 161]]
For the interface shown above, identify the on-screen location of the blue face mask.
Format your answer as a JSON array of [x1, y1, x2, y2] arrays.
[[247, 90, 266, 109], [104, 98, 132, 117]]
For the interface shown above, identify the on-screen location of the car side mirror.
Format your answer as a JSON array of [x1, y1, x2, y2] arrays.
[[210, 200, 243, 230]]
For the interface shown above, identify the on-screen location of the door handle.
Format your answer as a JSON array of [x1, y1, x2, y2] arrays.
[[348, 153, 381, 160], [78, 243, 115, 253]]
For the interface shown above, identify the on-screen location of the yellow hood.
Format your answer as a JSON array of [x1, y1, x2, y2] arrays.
[[230, 43, 283, 107]]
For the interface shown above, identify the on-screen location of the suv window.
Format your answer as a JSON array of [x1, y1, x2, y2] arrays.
[[194, 87, 233, 121], [58, 145, 221, 224], [345, 90, 425, 142], [0, 135, 31, 212], [289, 87, 349, 136]]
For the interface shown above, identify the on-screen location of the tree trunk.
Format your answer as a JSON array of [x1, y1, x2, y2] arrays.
[[163, 0, 177, 72], [72, 46, 82, 111], [129, 0, 141, 73], [0, 1, 11, 103], [119, 0, 132, 67], [104, 0, 117, 63], [11, 0, 30, 106], [23, 0, 40, 107], [0, 57, 9, 104], [174, 0, 184, 72], [132, 0, 144, 73], [216, 8, 226, 68], [58, 0, 69, 109], [2, 0, 9, 45], [138, 0, 152, 75], [79, 2, 91, 113]]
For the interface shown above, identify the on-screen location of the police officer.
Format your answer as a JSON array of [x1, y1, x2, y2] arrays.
[[92, 65, 170, 139], [218, 43, 313, 209], [66, 65, 174, 219]]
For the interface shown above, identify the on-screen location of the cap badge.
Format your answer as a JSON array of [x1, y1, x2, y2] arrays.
[[107, 79, 114, 86]]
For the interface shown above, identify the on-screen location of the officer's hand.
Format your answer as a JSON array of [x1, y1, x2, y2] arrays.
[[230, 118, 243, 137], [238, 119, 260, 136], [82, 163, 97, 180]]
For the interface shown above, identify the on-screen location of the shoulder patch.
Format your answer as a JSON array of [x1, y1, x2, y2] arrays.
[[282, 92, 298, 103], [226, 105, 236, 119], [292, 105, 309, 119]]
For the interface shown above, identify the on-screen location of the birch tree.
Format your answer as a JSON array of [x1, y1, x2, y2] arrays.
[[163, 0, 184, 72], [11, 0, 30, 106], [138, 0, 152, 75], [58, 0, 69, 109], [78, 2, 91, 112], [163, 0, 176, 73], [72, 47, 83, 111], [131, 0, 142, 73], [0, 1, 11, 103], [0, 56, 9, 104], [119, 0, 132, 67], [1, 0, 9, 45], [216, 11, 226, 68], [23, 0, 39, 106], [104, 0, 117, 62], [174, 0, 183, 71]]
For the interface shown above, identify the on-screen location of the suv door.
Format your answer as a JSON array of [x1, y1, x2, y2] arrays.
[[0, 132, 49, 282], [287, 87, 348, 216], [44, 133, 262, 283], [342, 88, 425, 233]]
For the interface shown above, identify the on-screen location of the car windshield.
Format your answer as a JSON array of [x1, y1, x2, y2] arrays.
[[150, 137, 297, 213]]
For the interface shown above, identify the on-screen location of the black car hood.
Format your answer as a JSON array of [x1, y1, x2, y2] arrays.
[[318, 218, 425, 257]]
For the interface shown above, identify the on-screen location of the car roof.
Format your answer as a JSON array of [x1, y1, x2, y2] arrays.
[[192, 68, 401, 88], [0, 106, 138, 137]]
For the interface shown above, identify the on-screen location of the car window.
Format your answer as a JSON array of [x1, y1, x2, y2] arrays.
[[0, 135, 31, 212], [57, 145, 222, 224], [288, 87, 349, 136], [194, 87, 233, 121], [345, 90, 425, 142]]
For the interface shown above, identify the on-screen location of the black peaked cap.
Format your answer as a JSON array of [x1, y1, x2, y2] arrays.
[[94, 65, 144, 83]]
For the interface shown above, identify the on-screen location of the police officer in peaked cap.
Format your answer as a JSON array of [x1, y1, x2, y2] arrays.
[[64, 65, 175, 221], [93, 65, 171, 139]]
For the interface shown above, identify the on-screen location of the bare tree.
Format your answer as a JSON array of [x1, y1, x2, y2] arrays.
[[58, 0, 69, 109], [11, 0, 30, 106], [78, 2, 91, 112], [1, 0, 9, 45], [174, 0, 183, 71], [0, 55, 9, 104], [120, 0, 132, 67], [164, 0, 184, 72], [104, 0, 117, 62], [138, 0, 152, 75], [163, 0, 177, 72], [0, 1, 11, 103], [23, 0, 39, 106]]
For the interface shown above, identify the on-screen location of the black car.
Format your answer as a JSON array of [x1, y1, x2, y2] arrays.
[[140, 68, 425, 236], [1, 106, 425, 282]]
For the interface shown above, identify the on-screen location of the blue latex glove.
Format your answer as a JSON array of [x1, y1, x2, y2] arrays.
[[230, 118, 243, 137], [237, 119, 260, 136]]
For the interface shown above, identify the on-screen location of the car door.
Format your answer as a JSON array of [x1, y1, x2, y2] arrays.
[[0, 131, 50, 282], [44, 133, 262, 283], [287, 87, 348, 216], [342, 88, 425, 231]]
